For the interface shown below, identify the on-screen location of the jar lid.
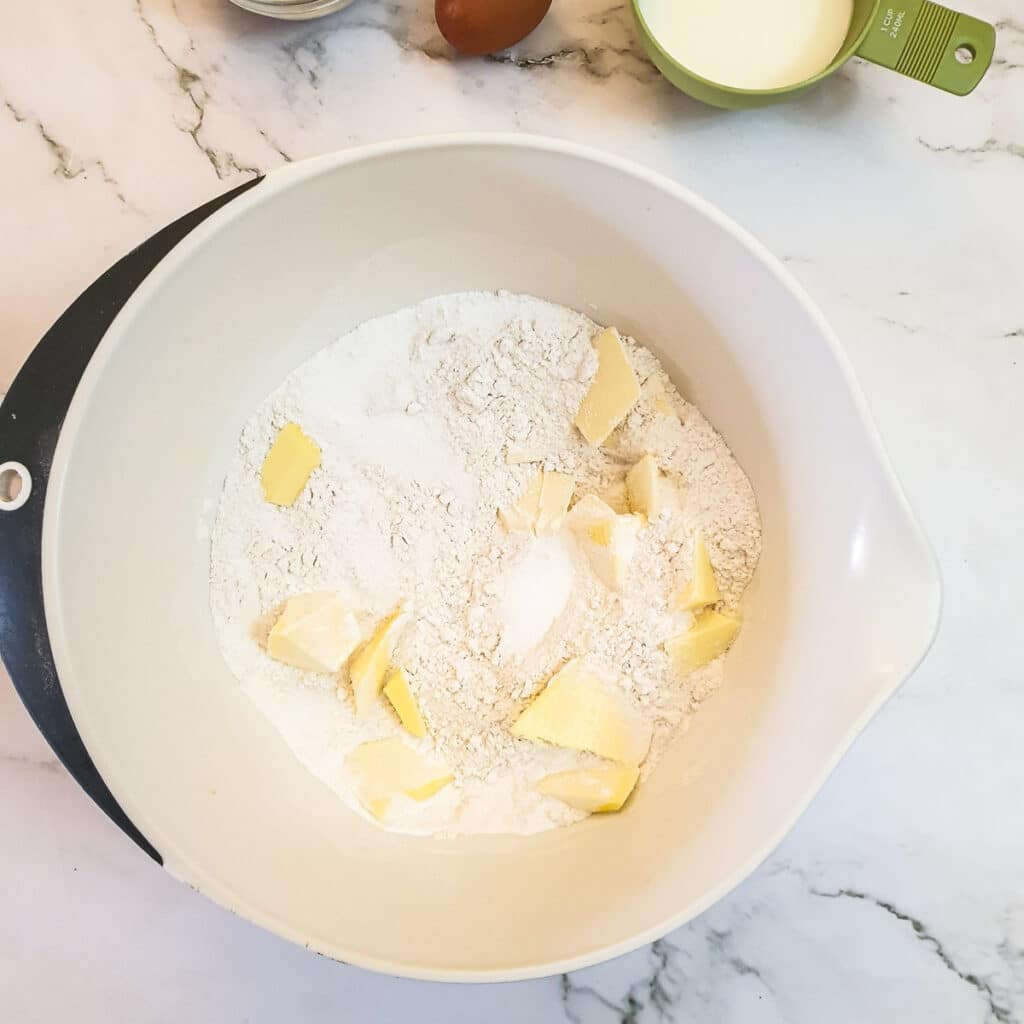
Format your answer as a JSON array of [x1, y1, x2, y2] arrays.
[[228, 0, 355, 20]]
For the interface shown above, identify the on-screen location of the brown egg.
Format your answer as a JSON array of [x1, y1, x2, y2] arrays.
[[435, 0, 553, 56]]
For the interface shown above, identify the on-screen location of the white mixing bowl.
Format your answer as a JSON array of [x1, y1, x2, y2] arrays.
[[42, 135, 940, 980]]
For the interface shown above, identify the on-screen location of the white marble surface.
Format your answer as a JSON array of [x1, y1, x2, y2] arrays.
[[2, 1, 1023, 1020]]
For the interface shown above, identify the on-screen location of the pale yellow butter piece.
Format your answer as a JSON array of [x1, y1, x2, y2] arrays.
[[500, 470, 575, 535], [573, 327, 641, 446], [537, 764, 639, 813], [625, 454, 662, 520], [348, 737, 453, 821], [666, 609, 740, 672], [348, 606, 408, 717], [535, 472, 575, 535], [627, 454, 680, 521], [260, 423, 321, 506], [365, 796, 392, 821], [266, 592, 361, 674], [498, 471, 544, 533], [675, 532, 721, 612], [567, 494, 616, 526], [626, 454, 661, 519], [642, 376, 675, 417], [383, 667, 427, 739], [406, 775, 453, 801], [511, 659, 651, 763], [567, 495, 642, 590], [506, 446, 546, 465]]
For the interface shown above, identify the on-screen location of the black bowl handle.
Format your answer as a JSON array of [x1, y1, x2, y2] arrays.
[[0, 177, 262, 863]]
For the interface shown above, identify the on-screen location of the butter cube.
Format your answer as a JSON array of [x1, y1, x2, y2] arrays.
[[574, 327, 641, 446], [500, 470, 575, 535], [626, 454, 660, 519], [506, 446, 545, 465], [567, 495, 642, 590], [624, 455, 660, 520], [535, 471, 575, 534], [511, 659, 651, 763], [405, 775, 453, 801], [348, 737, 453, 821], [666, 609, 740, 672], [364, 797, 392, 821], [266, 592, 361, 674], [348, 606, 408, 717], [675, 532, 721, 612], [537, 764, 639, 813], [383, 667, 427, 738], [627, 455, 680, 520], [499, 471, 544, 533], [260, 423, 321, 506], [642, 376, 674, 417]]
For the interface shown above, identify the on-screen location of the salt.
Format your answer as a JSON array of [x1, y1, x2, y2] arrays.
[[497, 534, 575, 656]]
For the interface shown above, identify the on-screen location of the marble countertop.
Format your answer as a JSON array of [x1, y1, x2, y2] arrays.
[[2, 1, 1022, 1020]]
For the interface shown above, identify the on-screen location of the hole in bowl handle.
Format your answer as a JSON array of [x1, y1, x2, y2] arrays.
[[855, 0, 995, 96], [0, 461, 32, 512]]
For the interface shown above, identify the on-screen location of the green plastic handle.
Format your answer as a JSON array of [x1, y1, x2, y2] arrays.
[[857, 1, 995, 95]]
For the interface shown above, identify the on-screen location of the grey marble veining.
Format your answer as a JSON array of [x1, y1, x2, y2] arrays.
[[1, 1, 1023, 1020]]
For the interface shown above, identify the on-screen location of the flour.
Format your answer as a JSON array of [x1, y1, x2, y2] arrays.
[[209, 292, 761, 837]]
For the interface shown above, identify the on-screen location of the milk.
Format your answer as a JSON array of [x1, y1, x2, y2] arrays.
[[638, 0, 854, 90]]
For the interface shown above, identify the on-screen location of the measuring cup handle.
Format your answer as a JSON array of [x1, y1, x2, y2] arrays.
[[855, 1, 995, 95]]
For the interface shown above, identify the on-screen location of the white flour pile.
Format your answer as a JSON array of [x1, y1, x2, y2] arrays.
[[209, 292, 761, 837]]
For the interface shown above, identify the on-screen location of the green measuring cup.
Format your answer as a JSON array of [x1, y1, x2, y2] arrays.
[[632, 0, 995, 108]]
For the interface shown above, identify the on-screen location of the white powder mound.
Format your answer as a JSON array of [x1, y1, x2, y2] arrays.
[[209, 291, 761, 837]]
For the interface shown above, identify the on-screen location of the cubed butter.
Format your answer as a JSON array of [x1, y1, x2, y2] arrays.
[[627, 455, 680, 520], [348, 737, 453, 821], [499, 470, 575, 535], [348, 606, 408, 717], [506, 446, 545, 465], [535, 471, 575, 534], [266, 592, 361, 674], [567, 495, 642, 590], [364, 796, 392, 821], [642, 376, 674, 417], [260, 423, 321, 506], [537, 764, 639, 813], [675, 532, 721, 612], [383, 667, 427, 739], [511, 659, 651, 763], [498, 471, 544, 533], [573, 327, 641, 446], [666, 609, 740, 672], [405, 776, 453, 801]]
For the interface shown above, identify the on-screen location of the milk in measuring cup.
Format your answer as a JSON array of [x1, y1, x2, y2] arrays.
[[638, 0, 854, 90]]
